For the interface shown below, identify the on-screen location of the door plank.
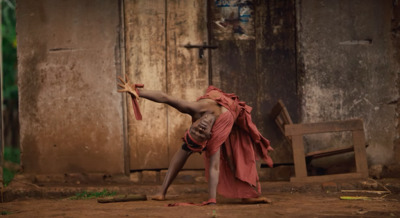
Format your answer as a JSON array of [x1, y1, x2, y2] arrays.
[[255, 0, 298, 164], [125, 0, 169, 169], [166, 0, 208, 169]]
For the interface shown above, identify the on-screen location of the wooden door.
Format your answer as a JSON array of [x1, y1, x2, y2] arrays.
[[124, 0, 209, 170], [208, 0, 298, 164]]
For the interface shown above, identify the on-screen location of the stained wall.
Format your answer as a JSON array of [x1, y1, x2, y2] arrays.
[[16, 0, 127, 175], [297, 0, 400, 168]]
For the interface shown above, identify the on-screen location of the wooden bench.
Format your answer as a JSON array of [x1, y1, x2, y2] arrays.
[[270, 100, 369, 182]]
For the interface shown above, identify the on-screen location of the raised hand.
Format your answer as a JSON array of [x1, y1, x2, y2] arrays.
[[117, 75, 139, 99]]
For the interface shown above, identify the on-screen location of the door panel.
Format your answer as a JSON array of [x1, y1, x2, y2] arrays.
[[209, 1, 258, 115], [254, 0, 299, 163], [166, 0, 209, 169], [208, 0, 298, 164], [124, 0, 297, 169], [125, 0, 208, 170], [125, 0, 168, 169]]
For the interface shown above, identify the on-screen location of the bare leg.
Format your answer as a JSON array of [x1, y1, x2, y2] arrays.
[[208, 148, 220, 202], [152, 148, 192, 200]]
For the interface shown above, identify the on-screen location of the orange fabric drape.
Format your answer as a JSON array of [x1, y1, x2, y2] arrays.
[[199, 86, 273, 199], [130, 84, 144, 120]]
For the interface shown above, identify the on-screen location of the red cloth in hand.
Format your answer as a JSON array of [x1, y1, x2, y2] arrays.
[[131, 84, 144, 120]]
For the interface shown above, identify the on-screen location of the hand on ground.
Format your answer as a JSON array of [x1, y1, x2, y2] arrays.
[[242, 196, 272, 204]]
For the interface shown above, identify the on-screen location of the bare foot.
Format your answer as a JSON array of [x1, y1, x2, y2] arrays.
[[242, 197, 272, 204], [151, 195, 165, 201]]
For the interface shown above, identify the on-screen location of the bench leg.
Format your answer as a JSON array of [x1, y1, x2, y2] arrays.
[[353, 130, 369, 177], [291, 135, 308, 180]]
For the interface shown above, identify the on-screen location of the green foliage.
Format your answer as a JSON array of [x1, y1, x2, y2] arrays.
[[2, 0, 19, 187], [212, 210, 217, 218], [2, 0, 18, 100], [2, 146, 20, 186], [1, 211, 11, 215], [69, 189, 117, 200], [3, 146, 19, 163], [2, 167, 13, 186]]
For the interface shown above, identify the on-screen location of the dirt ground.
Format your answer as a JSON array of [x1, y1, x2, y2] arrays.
[[1, 185, 399, 217]]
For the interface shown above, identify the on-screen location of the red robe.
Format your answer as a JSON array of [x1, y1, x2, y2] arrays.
[[198, 86, 273, 199]]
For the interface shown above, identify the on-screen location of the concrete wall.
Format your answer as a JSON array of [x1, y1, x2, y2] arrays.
[[297, 0, 399, 167], [16, 0, 126, 175]]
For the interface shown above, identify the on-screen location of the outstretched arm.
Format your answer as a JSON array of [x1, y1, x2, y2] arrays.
[[118, 76, 201, 116], [139, 89, 200, 116]]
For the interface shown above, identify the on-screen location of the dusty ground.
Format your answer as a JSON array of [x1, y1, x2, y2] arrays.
[[1, 179, 400, 218], [0, 192, 399, 217]]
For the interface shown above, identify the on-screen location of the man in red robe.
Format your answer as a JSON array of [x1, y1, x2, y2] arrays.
[[118, 77, 273, 205]]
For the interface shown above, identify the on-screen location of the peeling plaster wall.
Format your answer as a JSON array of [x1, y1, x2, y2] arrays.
[[297, 0, 399, 166], [16, 0, 126, 174]]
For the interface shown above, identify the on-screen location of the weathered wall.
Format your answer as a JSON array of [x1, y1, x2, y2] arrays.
[[297, 0, 399, 167], [16, 0, 126, 174], [394, 0, 400, 165], [15, 0, 400, 181]]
